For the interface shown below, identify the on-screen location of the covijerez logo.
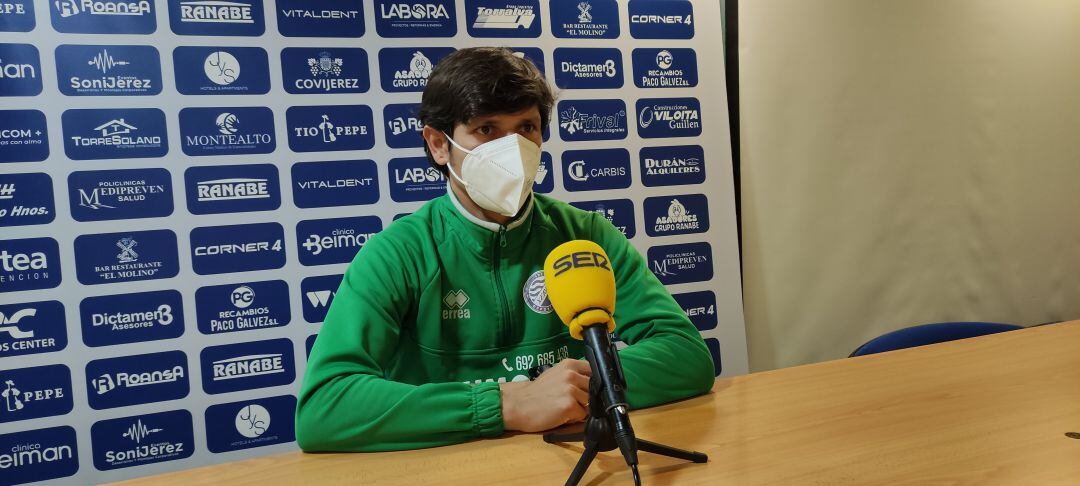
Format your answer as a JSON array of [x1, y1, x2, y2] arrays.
[[378, 47, 454, 92], [62, 108, 169, 161], [179, 106, 276, 156], [74, 230, 179, 285], [189, 223, 286, 275], [644, 194, 710, 237], [0, 172, 55, 227], [184, 164, 281, 215], [466, 0, 540, 38], [0, 300, 67, 358], [282, 48, 369, 94], [91, 410, 194, 471], [287, 105, 374, 152], [636, 98, 702, 138], [195, 280, 290, 335], [0, 110, 49, 163], [173, 46, 270, 95], [640, 145, 705, 187], [297, 216, 382, 266], [569, 199, 636, 238], [277, 0, 364, 38], [374, 0, 455, 37], [292, 159, 379, 209], [86, 350, 189, 410], [68, 168, 174, 222], [50, 0, 156, 34], [557, 99, 627, 141], [0, 0, 36, 32], [0, 427, 79, 485], [632, 48, 698, 88], [80, 290, 184, 347], [0, 43, 41, 96], [169, 0, 265, 36], [0, 238, 61, 293], [200, 338, 295, 394], [205, 395, 296, 453], [550, 0, 618, 38], [55, 45, 161, 96], [0, 365, 73, 423], [553, 48, 622, 89], [647, 242, 714, 285]]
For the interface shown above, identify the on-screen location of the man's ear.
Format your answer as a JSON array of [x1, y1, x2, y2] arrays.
[[422, 126, 450, 167]]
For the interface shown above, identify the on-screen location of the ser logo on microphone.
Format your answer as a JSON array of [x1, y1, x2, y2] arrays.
[[550, 251, 610, 278]]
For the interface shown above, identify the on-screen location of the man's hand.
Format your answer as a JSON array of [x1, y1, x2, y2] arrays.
[[499, 358, 592, 432]]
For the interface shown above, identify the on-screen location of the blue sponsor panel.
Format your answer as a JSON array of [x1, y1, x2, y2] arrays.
[[388, 156, 447, 202], [374, 0, 456, 38], [636, 97, 702, 138], [0, 0, 35, 32], [534, 152, 554, 194], [286, 104, 375, 153], [561, 148, 631, 192], [173, 46, 270, 95], [277, 0, 364, 37], [50, 0, 156, 34], [632, 48, 698, 88], [195, 280, 290, 335], [556, 99, 628, 141], [168, 0, 265, 36], [0, 172, 54, 227], [205, 395, 297, 453], [86, 350, 189, 410], [73, 230, 179, 285], [647, 242, 714, 285], [705, 338, 721, 376], [91, 409, 194, 471], [640, 145, 706, 187], [184, 164, 281, 215], [553, 48, 623, 90], [644, 193, 710, 237], [629, 0, 694, 39], [569, 198, 636, 239], [305, 334, 317, 357], [0, 43, 41, 96], [0, 365, 73, 424], [179, 106, 276, 156], [0, 300, 66, 358], [511, 46, 545, 76], [55, 45, 161, 96], [62, 108, 169, 161], [550, 0, 618, 38], [0, 237, 61, 293], [0, 426, 79, 485], [200, 338, 296, 395], [80, 290, 184, 347], [291, 159, 379, 209], [672, 290, 717, 332], [68, 168, 173, 222], [297, 216, 382, 267], [0, 110, 49, 163], [300, 274, 341, 323], [378, 47, 455, 93], [383, 103, 423, 149], [465, 0, 541, 38], [281, 47, 369, 95], [189, 222, 286, 275]]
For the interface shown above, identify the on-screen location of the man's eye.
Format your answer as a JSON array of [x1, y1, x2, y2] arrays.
[[477, 126, 492, 135], [521, 124, 535, 133]]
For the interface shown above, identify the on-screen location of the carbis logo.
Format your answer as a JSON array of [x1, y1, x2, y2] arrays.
[[190, 222, 286, 275], [0, 110, 49, 163], [569, 199, 636, 238], [628, 0, 693, 39], [297, 216, 382, 266], [383, 103, 423, 149], [184, 163, 281, 215], [0, 365, 73, 423], [282, 47, 369, 95], [534, 152, 554, 194], [0, 300, 66, 358], [466, 0, 541, 38], [374, 0, 455, 38], [86, 350, 189, 410], [80, 290, 184, 347], [168, 0, 265, 36], [0, 238, 61, 293], [378, 47, 455, 92], [640, 145, 706, 187], [196, 280, 290, 335], [91, 410, 194, 471], [68, 168, 174, 222], [637, 98, 702, 138], [632, 48, 698, 88], [286, 105, 375, 153], [205, 395, 296, 453], [200, 338, 296, 395], [553, 48, 622, 90], [561, 148, 631, 192], [50, 0, 156, 34], [389, 157, 446, 202], [0, 427, 79, 485], [557, 99, 627, 142], [301, 274, 341, 323], [0, 172, 55, 227], [0, 0, 35, 32], [672, 290, 717, 332], [173, 46, 270, 95], [647, 242, 714, 285], [643, 194, 710, 237], [550, 0, 618, 39], [62, 108, 169, 161], [74, 230, 179, 285], [179, 106, 276, 156], [277, 0, 364, 38], [55, 45, 161, 96], [0, 43, 41, 96], [292, 159, 379, 209]]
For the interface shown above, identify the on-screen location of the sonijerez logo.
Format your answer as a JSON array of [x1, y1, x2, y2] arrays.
[[640, 145, 706, 187], [184, 164, 281, 215], [632, 48, 698, 88], [74, 230, 180, 285], [91, 410, 194, 471], [282, 47, 369, 95], [0, 426, 79, 485], [286, 104, 375, 152], [169, 0, 265, 36], [277, 0, 364, 38], [301, 274, 341, 323], [534, 152, 554, 194], [553, 48, 622, 90], [291, 159, 379, 209], [561, 148, 631, 192], [173, 46, 270, 95], [557, 99, 627, 141], [466, 0, 541, 38], [205, 395, 296, 452], [637, 97, 702, 138], [79, 290, 184, 347], [55, 45, 161, 96], [0, 0, 35, 32], [389, 156, 447, 202], [0, 172, 54, 227], [374, 0, 456, 38], [297, 216, 382, 266], [0, 365, 73, 423], [196, 280, 289, 335], [190, 222, 286, 275], [647, 242, 714, 285], [550, 0, 618, 39], [673, 290, 718, 332], [200, 338, 296, 395], [0, 238, 61, 293], [644, 194, 710, 237], [628, 0, 693, 39], [0, 43, 41, 96], [378, 47, 454, 92], [62, 108, 168, 161], [50, 0, 156, 34], [68, 168, 173, 222], [0, 301, 66, 358], [570, 199, 636, 238], [86, 350, 189, 410], [0, 110, 48, 163], [179, 106, 276, 156], [383, 103, 423, 149]]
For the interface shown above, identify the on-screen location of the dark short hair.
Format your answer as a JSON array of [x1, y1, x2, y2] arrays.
[[418, 47, 554, 173]]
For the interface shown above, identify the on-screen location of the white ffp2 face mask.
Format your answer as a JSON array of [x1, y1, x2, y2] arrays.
[[444, 132, 541, 217]]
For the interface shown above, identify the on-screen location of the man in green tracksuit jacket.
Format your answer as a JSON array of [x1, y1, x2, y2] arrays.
[[296, 47, 715, 452]]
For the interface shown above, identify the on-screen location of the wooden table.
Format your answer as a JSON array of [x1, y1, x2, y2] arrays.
[[115, 321, 1080, 485]]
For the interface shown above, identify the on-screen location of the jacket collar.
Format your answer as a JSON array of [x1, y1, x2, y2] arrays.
[[439, 183, 537, 257]]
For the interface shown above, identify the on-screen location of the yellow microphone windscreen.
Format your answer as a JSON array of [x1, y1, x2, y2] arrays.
[[543, 240, 616, 339]]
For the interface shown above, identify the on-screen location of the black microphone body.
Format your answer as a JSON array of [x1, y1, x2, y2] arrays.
[[580, 323, 638, 468]]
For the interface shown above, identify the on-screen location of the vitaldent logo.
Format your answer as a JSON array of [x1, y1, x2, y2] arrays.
[[170, 0, 265, 37], [56, 45, 161, 96], [282, 48, 368, 94], [0, 238, 61, 293], [374, 0, 455, 37], [196, 280, 289, 334], [50, 0, 156, 34], [0, 301, 66, 358], [557, 99, 627, 141], [80, 290, 184, 347], [86, 351, 189, 409], [297, 216, 382, 266], [0, 427, 79, 485], [467, 0, 540, 37], [200, 339, 295, 394], [0, 110, 49, 163], [0, 365, 73, 423], [637, 98, 702, 138], [0, 172, 54, 227], [69, 168, 173, 222], [91, 410, 194, 470], [291, 159, 379, 209], [277, 0, 364, 38]]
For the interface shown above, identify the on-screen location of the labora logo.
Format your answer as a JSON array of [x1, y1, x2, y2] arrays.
[[632, 48, 698, 88], [554, 48, 622, 89], [378, 47, 455, 92], [80, 290, 185, 347], [206, 395, 296, 453], [91, 410, 194, 471], [0, 43, 42, 96], [62, 108, 169, 161], [0, 0, 36, 33], [557, 100, 628, 141], [637, 98, 702, 138], [170, 0, 265, 36], [0, 301, 66, 358], [298, 216, 382, 266], [50, 0, 156, 34], [0, 172, 54, 227], [73, 230, 180, 285], [0, 427, 80, 485], [569, 199, 636, 238], [467, 0, 541, 37], [282, 48, 369, 94], [190, 222, 286, 275], [374, 0, 455, 37], [0, 110, 49, 163], [389, 157, 447, 202], [68, 168, 173, 222], [550, 0, 618, 38], [185, 163, 281, 215], [301, 274, 341, 323], [173, 46, 270, 95], [647, 242, 714, 285], [0, 365, 73, 424], [0, 238, 61, 293], [287, 105, 375, 152], [645, 194, 710, 237], [628, 0, 694, 40], [277, 0, 364, 38], [640, 145, 706, 187], [196, 280, 289, 335], [200, 338, 295, 394], [86, 351, 189, 410]]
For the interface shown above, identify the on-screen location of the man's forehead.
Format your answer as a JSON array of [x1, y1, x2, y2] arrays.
[[466, 107, 541, 125]]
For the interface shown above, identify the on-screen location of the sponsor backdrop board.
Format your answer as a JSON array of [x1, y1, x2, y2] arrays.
[[0, 0, 746, 483]]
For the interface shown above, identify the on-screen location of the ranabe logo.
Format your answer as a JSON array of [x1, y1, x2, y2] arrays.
[[173, 46, 270, 95], [673, 290, 718, 332], [628, 0, 694, 39], [388, 157, 447, 202], [633, 48, 698, 88], [74, 230, 179, 285], [0, 301, 66, 358], [169, 0, 265, 36], [56, 45, 161, 96], [287, 105, 375, 152], [569, 199, 636, 238], [91, 410, 194, 470], [50, 0, 156, 34], [637, 98, 702, 138], [277, 0, 364, 38], [86, 351, 189, 409], [0, 0, 36, 32], [0, 426, 79, 485], [0, 238, 61, 293], [561, 148, 631, 192], [200, 338, 295, 394], [196, 280, 290, 335], [205, 395, 296, 452], [62, 108, 169, 161], [291, 159, 379, 209], [647, 242, 714, 285], [0, 110, 49, 163], [0, 172, 54, 227], [282, 47, 369, 94], [383, 103, 424, 148], [644, 194, 710, 237], [557, 99, 627, 141], [190, 222, 286, 275], [297, 216, 382, 266], [301, 274, 341, 323], [68, 168, 173, 222], [179, 106, 276, 156], [466, 0, 540, 38], [553, 47, 622, 89], [80, 290, 184, 347], [0, 43, 42, 96], [550, 0, 618, 38], [374, 0, 455, 37], [378, 47, 454, 92], [442, 289, 471, 320], [640, 145, 706, 187], [0, 365, 72, 423], [185, 163, 281, 215]]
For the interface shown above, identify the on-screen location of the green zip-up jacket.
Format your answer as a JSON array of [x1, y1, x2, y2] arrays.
[[296, 192, 715, 452]]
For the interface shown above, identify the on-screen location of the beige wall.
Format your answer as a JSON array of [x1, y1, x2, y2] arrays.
[[739, 0, 1080, 371]]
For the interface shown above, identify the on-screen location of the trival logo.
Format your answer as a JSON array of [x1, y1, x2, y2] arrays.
[[212, 354, 284, 381], [472, 4, 536, 29], [523, 270, 552, 314], [559, 106, 625, 136], [442, 289, 470, 320], [655, 199, 699, 231], [204, 51, 240, 86], [235, 404, 269, 438]]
